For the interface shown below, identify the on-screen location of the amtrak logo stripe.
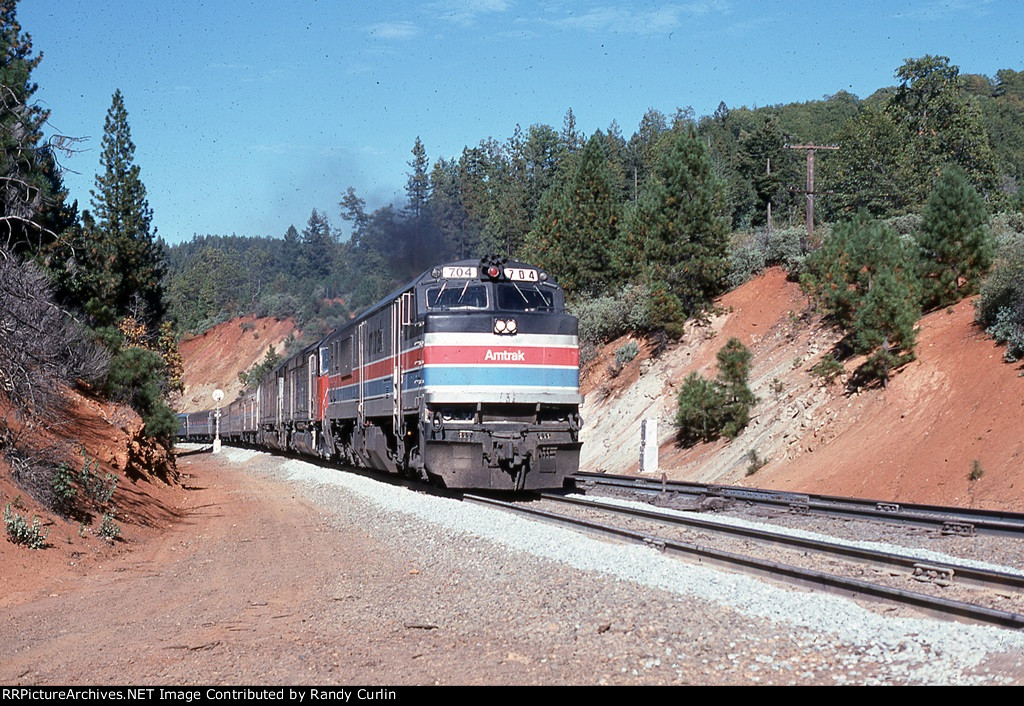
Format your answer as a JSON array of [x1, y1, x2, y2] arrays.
[[423, 345, 578, 366], [424, 332, 578, 348]]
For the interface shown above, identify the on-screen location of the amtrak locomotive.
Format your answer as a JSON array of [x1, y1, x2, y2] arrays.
[[178, 258, 583, 490]]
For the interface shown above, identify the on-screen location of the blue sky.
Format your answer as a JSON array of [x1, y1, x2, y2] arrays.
[[19, 0, 1024, 245]]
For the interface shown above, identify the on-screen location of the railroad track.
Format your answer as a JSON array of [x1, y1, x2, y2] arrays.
[[571, 471, 1024, 539], [465, 492, 1024, 630]]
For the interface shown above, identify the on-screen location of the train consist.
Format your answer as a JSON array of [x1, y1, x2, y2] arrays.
[[177, 258, 583, 490]]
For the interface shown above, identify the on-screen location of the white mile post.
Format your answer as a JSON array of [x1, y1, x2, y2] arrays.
[[640, 418, 658, 473]]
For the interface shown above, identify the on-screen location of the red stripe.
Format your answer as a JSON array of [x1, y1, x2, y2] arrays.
[[324, 344, 578, 393], [423, 345, 579, 367], [327, 349, 424, 388]]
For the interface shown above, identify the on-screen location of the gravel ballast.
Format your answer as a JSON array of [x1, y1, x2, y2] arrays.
[[215, 446, 1024, 685]]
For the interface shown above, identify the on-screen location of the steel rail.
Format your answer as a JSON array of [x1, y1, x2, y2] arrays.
[[571, 472, 1024, 538], [539, 493, 1024, 593], [464, 494, 1024, 630]]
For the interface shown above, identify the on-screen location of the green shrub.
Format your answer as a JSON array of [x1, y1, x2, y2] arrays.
[[104, 346, 179, 443], [989, 211, 1024, 247], [976, 233, 1024, 362], [986, 308, 1024, 362], [676, 338, 756, 445], [97, 513, 121, 541], [579, 342, 598, 367], [50, 462, 78, 515], [727, 226, 810, 290], [608, 341, 640, 377], [727, 235, 767, 289], [614, 341, 639, 367], [969, 459, 984, 482], [746, 449, 768, 476], [882, 213, 923, 237], [809, 356, 845, 383], [239, 348, 282, 388], [766, 226, 808, 276], [77, 448, 117, 506], [4, 504, 48, 549], [573, 284, 653, 345]]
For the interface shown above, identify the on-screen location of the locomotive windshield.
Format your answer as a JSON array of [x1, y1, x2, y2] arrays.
[[494, 282, 555, 312], [424, 278, 559, 312], [426, 282, 488, 309]]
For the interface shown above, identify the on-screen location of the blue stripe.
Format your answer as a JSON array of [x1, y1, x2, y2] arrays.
[[327, 371, 425, 405], [423, 366, 578, 388]]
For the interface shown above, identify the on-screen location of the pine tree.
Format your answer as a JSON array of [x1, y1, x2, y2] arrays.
[[523, 132, 621, 297], [917, 165, 993, 309], [675, 372, 725, 445], [450, 144, 492, 257], [405, 136, 429, 222], [715, 338, 756, 439], [888, 55, 1000, 203], [737, 115, 800, 227], [282, 224, 301, 279], [802, 212, 921, 385], [630, 126, 730, 335], [0, 0, 65, 255], [481, 125, 531, 258], [560, 108, 584, 155], [853, 267, 921, 386], [427, 158, 472, 259], [520, 123, 563, 215], [298, 208, 333, 282], [89, 89, 165, 328], [625, 108, 668, 193], [675, 337, 755, 445]]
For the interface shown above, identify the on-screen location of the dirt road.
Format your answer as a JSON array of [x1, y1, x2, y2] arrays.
[[1, 449, 681, 685], [3, 447, 1022, 686]]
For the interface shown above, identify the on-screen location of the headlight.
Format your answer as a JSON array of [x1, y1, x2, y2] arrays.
[[493, 318, 517, 335]]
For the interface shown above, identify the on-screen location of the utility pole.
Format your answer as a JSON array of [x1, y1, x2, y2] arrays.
[[766, 157, 772, 235], [786, 144, 838, 247]]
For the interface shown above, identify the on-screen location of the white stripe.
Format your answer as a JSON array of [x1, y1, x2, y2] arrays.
[[425, 389, 583, 404], [426, 385, 579, 391], [424, 332, 578, 347], [423, 364, 578, 371]]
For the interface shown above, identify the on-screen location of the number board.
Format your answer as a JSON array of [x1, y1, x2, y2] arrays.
[[441, 266, 478, 279], [503, 267, 539, 282]]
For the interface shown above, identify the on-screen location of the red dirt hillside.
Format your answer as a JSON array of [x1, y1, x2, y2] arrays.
[[762, 297, 1024, 509], [581, 268, 1024, 511], [0, 390, 182, 607], [177, 316, 297, 413]]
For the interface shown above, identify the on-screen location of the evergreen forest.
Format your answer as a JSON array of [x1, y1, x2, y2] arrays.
[[164, 56, 1024, 357]]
